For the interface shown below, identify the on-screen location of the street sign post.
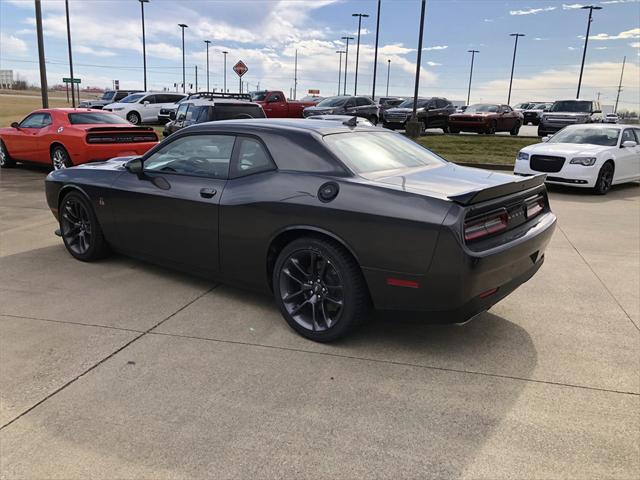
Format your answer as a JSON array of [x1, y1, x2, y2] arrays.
[[233, 61, 248, 93], [63, 77, 81, 104], [62, 77, 81, 84]]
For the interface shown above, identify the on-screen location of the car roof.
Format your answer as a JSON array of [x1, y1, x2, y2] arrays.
[[183, 98, 257, 106], [33, 108, 115, 113], [563, 123, 628, 129], [189, 118, 381, 135]]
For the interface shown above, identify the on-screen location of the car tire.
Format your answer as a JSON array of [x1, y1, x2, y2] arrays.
[[442, 125, 450, 134], [51, 145, 72, 170], [537, 126, 545, 137], [369, 115, 378, 126], [127, 111, 141, 125], [59, 191, 111, 262], [593, 162, 614, 195], [510, 121, 521, 136], [486, 121, 497, 135], [0, 140, 16, 168], [273, 236, 369, 342], [382, 123, 395, 130], [449, 127, 460, 134]]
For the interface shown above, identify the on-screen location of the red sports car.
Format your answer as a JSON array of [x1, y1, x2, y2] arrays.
[[0, 108, 159, 170]]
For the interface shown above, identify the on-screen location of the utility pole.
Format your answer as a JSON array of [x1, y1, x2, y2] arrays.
[[293, 49, 298, 100], [614, 56, 626, 113], [406, 0, 426, 138], [467, 50, 479, 106], [577, 5, 602, 99], [64, 0, 75, 107], [34, 0, 48, 108], [222, 51, 228, 92], [178, 24, 188, 93], [507, 33, 525, 105], [341, 36, 354, 95], [336, 50, 345, 95], [195, 65, 198, 92], [352, 13, 369, 95], [204, 40, 211, 92], [386, 59, 391, 96], [139, 0, 149, 90], [371, 0, 381, 101]]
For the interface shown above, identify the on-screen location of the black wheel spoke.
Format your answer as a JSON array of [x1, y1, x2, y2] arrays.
[[290, 257, 310, 279], [283, 289, 305, 302], [283, 268, 305, 286], [325, 296, 343, 306], [290, 299, 310, 316], [310, 302, 317, 331], [320, 301, 332, 328]]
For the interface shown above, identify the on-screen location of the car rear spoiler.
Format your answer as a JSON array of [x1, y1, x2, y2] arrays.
[[448, 174, 546, 205], [85, 126, 156, 132]]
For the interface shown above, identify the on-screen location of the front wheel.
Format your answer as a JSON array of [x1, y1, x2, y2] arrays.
[[273, 237, 369, 342], [449, 127, 460, 134], [593, 162, 614, 195], [0, 140, 16, 168], [59, 191, 111, 261], [51, 145, 72, 170], [485, 121, 497, 134], [510, 121, 521, 136]]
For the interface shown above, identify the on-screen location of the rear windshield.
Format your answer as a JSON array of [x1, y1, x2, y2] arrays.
[[550, 101, 592, 112], [68, 113, 128, 124], [214, 104, 266, 121], [323, 131, 444, 174]]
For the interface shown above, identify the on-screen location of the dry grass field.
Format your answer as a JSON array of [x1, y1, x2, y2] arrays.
[[0, 93, 70, 127]]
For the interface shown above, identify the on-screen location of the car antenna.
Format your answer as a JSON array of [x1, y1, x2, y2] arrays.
[[343, 116, 358, 128]]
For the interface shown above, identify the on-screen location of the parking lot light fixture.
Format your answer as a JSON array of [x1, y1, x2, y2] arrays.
[[386, 59, 391, 96], [371, 0, 381, 101], [204, 40, 211, 92], [467, 49, 479, 106], [406, 0, 426, 139], [336, 50, 346, 95], [577, 5, 602, 99], [352, 13, 369, 96], [507, 33, 525, 105], [341, 36, 354, 95], [178, 24, 188, 93], [64, 0, 75, 107], [139, 0, 149, 91], [222, 51, 228, 93]]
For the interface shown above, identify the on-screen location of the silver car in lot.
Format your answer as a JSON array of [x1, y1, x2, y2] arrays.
[[303, 96, 380, 125], [538, 100, 604, 137]]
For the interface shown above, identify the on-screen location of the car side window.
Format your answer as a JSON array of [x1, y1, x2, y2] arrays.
[[144, 134, 236, 179], [230, 137, 275, 178], [41, 113, 52, 126], [270, 93, 283, 102], [176, 104, 189, 120], [115, 92, 128, 101], [621, 129, 637, 144], [355, 97, 371, 106], [633, 129, 640, 142], [503, 106, 513, 113], [19, 113, 46, 128], [345, 98, 356, 108]]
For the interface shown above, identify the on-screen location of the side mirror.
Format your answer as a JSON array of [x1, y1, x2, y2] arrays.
[[621, 140, 637, 148], [125, 158, 143, 175], [10, 122, 19, 128], [169, 111, 176, 120], [541, 136, 551, 143]]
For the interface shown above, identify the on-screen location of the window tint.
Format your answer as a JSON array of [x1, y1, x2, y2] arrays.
[[621, 129, 637, 144], [270, 93, 283, 102], [214, 104, 266, 120], [231, 137, 275, 178], [345, 98, 356, 108], [503, 106, 513, 112], [144, 134, 235, 179], [435, 99, 446, 108], [115, 91, 129, 101], [633, 129, 640, 142], [68, 113, 128, 124], [356, 97, 371, 106], [176, 104, 189, 120], [20, 113, 47, 128], [41, 113, 52, 126]]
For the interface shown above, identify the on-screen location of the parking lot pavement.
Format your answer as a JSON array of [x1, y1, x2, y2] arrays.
[[1, 166, 638, 478]]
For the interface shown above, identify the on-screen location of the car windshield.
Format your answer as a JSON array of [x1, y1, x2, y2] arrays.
[[530, 103, 547, 110], [100, 91, 115, 101], [550, 101, 592, 112], [68, 113, 128, 124], [251, 91, 268, 101], [397, 99, 430, 108], [514, 103, 530, 109], [548, 127, 620, 146], [317, 97, 348, 107], [465, 104, 499, 113], [120, 94, 146, 103], [324, 132, 444, 174]]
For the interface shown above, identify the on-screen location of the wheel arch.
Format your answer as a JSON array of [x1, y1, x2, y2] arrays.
[[265, 226, 362, 291], [49, 141, 69, 157], [57, 184, 92, 212]]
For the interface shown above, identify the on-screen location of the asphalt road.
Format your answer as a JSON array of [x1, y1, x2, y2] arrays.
[[1, 166, 638, 479]]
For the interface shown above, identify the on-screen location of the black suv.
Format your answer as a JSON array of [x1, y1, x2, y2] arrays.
[[383, 97, 455, 132], [79, 90, 142, 109], [163, 93, 266, 137], [302, 96, 380, 124]]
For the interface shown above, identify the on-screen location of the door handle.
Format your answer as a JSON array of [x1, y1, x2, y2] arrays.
[[200, 187, 217, 199]]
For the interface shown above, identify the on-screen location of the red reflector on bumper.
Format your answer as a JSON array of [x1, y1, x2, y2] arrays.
[[386, 278, 420, 289], [479, 287, 499, 298]]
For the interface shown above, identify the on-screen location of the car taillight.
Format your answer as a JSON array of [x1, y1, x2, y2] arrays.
[[525, 197, 545, 219], [464, 210, 508, 242]]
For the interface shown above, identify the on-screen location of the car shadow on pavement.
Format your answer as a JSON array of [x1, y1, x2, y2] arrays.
[[547, 181, 639, 201]]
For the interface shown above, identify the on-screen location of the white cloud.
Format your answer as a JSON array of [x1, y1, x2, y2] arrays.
[[510, 6, 556, 15], [426, 61, 441, 67], [0, 32, 28, 54], [568, 46, 578, 50], [379, 43, 415, 55], [600, 0, 639, 4], [75, 45, 116, 57], [483, 18, 494, 22], [630, 42, 640, 48], [534, 37, 547, 41], [562, 3, 586, 9], [423, 45, 448, 51], [587, 27, 640, 40], [595, 46, 608, 50]]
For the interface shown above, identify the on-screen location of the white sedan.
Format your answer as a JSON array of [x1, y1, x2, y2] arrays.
[[514, 124, 640, 194]]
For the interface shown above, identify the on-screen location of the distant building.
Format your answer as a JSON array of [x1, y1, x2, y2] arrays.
[[0, 70, 14, 89]]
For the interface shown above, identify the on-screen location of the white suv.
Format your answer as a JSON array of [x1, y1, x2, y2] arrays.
[[104, 92, 187, 125]]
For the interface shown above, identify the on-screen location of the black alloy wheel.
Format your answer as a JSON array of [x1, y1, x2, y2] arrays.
[[510, 121, 521, 136], [593, 162, 614, 195], [0, 141, 16, 168], [59, 192, 110, 261], [273, 237, 369, 342]]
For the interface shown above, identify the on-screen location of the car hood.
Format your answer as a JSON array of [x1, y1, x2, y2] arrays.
[[523, 143, 612, 157], [450, 112, 493, 118], [364, 162, 537, 202], [305, 106, 341, 113]]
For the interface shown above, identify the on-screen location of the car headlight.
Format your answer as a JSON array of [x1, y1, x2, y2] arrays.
[[570, 156, 597, 166], [517, 151, 529, 161], [112, 107, 125, 111]]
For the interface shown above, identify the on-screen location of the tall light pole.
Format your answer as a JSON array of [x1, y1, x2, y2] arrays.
[[178, 24, 188, 93], [507, 33, 525, 105], [614, 56, 626, 113], [222, 50, 228, 92], [341, 36, 354, 95], [577, 5, 602, 99], [204, 40, 211, 92], [34, 0, 48, 108], [293, 48, 298, 100], [371, 0, 381, 101], [386, 59, 391, 96], [352, 13, 369, 95], [467, 50, 479, 106], [406, 0, 426, 138], [336, 50, 345, 95], [64, 0, 75, 107], [139, 0, 149, 91]]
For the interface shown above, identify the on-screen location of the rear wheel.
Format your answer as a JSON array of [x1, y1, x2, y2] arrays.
[[59, 191, 111, 261], [593, 162, 614, 195], [273, 237, 369, 342], [449, 127, 460, 134], [0, 140, 16, 168], [510, 121, 521, 136], [51, 145, 72, 170], [126, 111, 141, 125], [369, 115, 378, 126]]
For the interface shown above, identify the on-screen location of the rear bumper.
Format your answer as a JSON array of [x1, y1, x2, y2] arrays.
[[363, 211, 556, 323]]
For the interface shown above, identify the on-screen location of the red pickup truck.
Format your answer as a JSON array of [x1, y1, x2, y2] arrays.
[[251, 91, 316, 118]]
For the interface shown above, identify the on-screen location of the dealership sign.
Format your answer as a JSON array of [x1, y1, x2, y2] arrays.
[[233, 61, 248, 77]]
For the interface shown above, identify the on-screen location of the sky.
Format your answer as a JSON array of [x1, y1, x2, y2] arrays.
[[0, 0, 639, 110]]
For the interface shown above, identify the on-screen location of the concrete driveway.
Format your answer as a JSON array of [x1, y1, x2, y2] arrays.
[[1, 166, 638, 479]]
